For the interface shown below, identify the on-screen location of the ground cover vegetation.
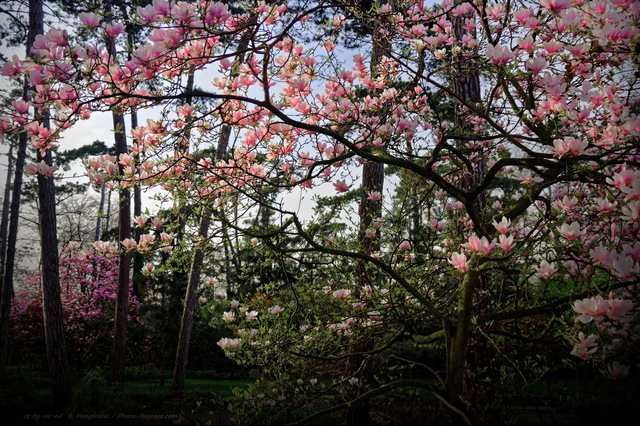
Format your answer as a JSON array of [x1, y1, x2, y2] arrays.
[[1, 0, 640, 424]]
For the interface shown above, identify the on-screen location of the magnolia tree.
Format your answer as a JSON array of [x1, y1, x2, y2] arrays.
[[2, 0, 639, 423]]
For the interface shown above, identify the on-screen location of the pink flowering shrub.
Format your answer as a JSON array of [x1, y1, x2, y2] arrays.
[[10, 247, 141, 368]]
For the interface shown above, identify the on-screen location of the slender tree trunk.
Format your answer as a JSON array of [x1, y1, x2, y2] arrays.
[[172, 213, 210, 391], [344, 5, 387, 424], [0, 139, 15, 386], [172, 28, 251, 390], [344, 164, 383, 426], [105, 0, 132, 385], [3, 128, 29, 302], [172, 125, 233, 392], [0, 141, 15, 276], [1, 90, 30, 391], [109, 112, 131, 386], [444, 257, 479, 426], [122, 16, 144, 302], [131, 111, 144, 302], [94, 183, 105, 241], [105, 188, 112, 234]]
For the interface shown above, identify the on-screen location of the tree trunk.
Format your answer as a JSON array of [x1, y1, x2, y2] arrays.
[[29, 0, 73, 408], [131, 111, 144, 302], [171, 67, 200, 392], [124, 16, 144, 302], [1, 0, 73, 398], [109, 112, 131, 386], [172, 214, 210, 391], [0, 138, 15, 386], [0, 140, 14, 279], [37, 145, 73, 410], [94, 182, 105, 241], [444, 3, 488, 424], [172, 27, 252, 390], [444, 257, 479, 426], [344, 4, 387, 423], [105, 0, 132, 385]]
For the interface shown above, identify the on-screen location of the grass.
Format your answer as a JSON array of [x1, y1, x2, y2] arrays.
[[122, 378, 248, 395], [2, 367, 247, 425]]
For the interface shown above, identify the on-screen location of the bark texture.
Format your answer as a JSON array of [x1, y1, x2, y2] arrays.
[[171, 28, 251, 391], [33, 0, 73, 408], [344, 3, 388, 423], [105, 0, 132, 385]]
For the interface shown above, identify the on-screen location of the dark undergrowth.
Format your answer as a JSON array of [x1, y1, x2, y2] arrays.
[[2, 366, 639, 426]]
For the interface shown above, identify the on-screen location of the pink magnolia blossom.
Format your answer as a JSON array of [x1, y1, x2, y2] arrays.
[[606, 298, 634, 322], [334, 179, 350, 193], [621, 201, 640, 222], [133, 214, 148, 227], [573, 296, 608, 323], [517, 35, 535, 52], [268, 305, 284, 314], [486, 44, 515, 65], [368, 191, 382, 201], [398, 240, 411, 250], [93, 240, 117, 253], [24, 160, 57, 177], [535, 260, 557, 279], [542, 39, 564, 55], [558, 221, 584, 241], [497, 234, 514, 252], [246, 310, 259, 320], [103, 21, 125, 38], [333, 289, 351, 299], [427, 219, 445, 231], [559, 195, 579, 211], [119, 153, 133, 166], [142, 262, 154, 275], [606, 167, 638, 189], [2, 55, 29, 78], [217, 337, 242, 350], [526, 57, 547, 74], [540, 0, 571, 13], [550, 137, 588, 157], [121, 238, 137, 250], [222, 311, 235, 323], [570, 332, 598, 359], [492, 217, 511, 234], [79, 12, 101, 29], [448, 252, 469, 273], [608, 361, 630, 379], [512, 169, 542, 185], [138, 233, 155, 251], [590, 245, 612, 265], [462, 235, 494, 255], [611, 253, 638, 280]]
